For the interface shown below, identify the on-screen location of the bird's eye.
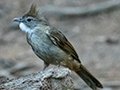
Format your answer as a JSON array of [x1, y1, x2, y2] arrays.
[[27, 18, 32, 22]]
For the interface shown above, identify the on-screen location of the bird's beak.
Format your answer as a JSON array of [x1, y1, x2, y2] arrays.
[[13, 17, 23, 22]]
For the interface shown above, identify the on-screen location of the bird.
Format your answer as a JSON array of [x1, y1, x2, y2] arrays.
[[13, 4, 103, 90]]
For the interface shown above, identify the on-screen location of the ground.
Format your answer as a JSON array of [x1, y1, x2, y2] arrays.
[[0, 0, 120, 90]]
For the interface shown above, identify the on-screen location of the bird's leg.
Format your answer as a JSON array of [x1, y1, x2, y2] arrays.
[[55, 62, 61, 69], [57, 64, 61, 68], [42, 62, 49, 71]]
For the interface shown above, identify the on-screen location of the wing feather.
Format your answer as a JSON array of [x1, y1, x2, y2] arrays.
[[46, 27, 81, 63]]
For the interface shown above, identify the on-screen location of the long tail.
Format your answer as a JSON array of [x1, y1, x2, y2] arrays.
[[75, 64, 103, 90]]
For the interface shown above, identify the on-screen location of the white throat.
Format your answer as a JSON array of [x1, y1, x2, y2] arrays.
[[19, 23, 31, 33]]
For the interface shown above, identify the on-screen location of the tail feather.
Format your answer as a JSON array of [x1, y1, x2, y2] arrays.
[[76, 64, 103, 90]]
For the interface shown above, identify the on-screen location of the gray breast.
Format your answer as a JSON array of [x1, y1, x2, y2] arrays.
[[27, 32, 67, 64]]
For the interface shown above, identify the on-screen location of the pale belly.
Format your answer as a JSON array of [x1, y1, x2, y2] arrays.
[[28, 33, 69, 65]]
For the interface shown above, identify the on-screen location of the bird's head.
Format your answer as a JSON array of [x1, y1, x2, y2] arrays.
[[14, 4, 48, 33]]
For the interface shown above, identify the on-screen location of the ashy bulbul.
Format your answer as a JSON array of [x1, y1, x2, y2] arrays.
[[14, 4, 103, 90]]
